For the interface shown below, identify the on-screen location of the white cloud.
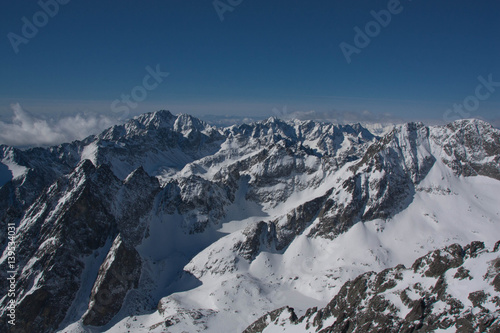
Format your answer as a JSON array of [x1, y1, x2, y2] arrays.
[[0, 103, 120, 147]]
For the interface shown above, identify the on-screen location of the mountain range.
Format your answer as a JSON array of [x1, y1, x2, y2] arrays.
[[0, 110, 499, 332]]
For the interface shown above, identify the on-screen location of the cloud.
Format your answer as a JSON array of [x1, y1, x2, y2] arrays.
[[0, 103, 121, 147]]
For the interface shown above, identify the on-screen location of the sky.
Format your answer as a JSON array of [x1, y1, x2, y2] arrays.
[[0, 0, 499, 145]]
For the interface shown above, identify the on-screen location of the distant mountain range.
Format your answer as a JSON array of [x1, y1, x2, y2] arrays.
[[1, 110, 499, 332]]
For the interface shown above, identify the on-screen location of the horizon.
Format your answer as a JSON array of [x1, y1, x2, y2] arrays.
[[1, 107, 497, 149], [1, 1, 499, 146]]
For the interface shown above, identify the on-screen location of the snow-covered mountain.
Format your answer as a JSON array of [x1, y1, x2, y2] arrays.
[[0, 110, 499, 332]]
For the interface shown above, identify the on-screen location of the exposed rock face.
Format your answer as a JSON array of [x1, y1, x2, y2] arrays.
[[412, 243, 465, 277], [273, 189, 333, 251], [309, 123, 436, 239], [160, 174, 232, 233], [233, 221, 277, 261], [246, 241, 500, 333], [0, 161, 120, 332], [242, 306, 298, 333], [232, 190, 335, 261], [0, 143, 83, 247], [82, 234, 142, 326], [433, 119, 500, 180], [114, 166, 161, 246], [0, 160, 159, 332]]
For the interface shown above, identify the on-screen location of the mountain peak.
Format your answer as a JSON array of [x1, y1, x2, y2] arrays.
[[173, 113, 210, 133], [134, 109, 176, 128], [447, 117, 497, 134]]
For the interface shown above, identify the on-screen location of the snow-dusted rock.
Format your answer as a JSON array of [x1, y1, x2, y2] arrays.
[[244, 241, 500, 333]]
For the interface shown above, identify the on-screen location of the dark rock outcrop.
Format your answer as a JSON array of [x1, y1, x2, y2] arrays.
[[82, 235, 142, 326]]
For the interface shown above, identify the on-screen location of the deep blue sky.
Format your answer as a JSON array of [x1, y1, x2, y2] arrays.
[[1, 0, 499, 125]]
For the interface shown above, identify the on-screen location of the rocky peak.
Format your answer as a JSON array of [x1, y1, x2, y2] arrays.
[[99, 110, 177, 141], [124, 165, 156, 186], [447, 117, 496, 132], [135, 109, 176, 129], [173, 113, 210, 135], [0, 144, 16, 158], [432, 118, 500, 180]]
